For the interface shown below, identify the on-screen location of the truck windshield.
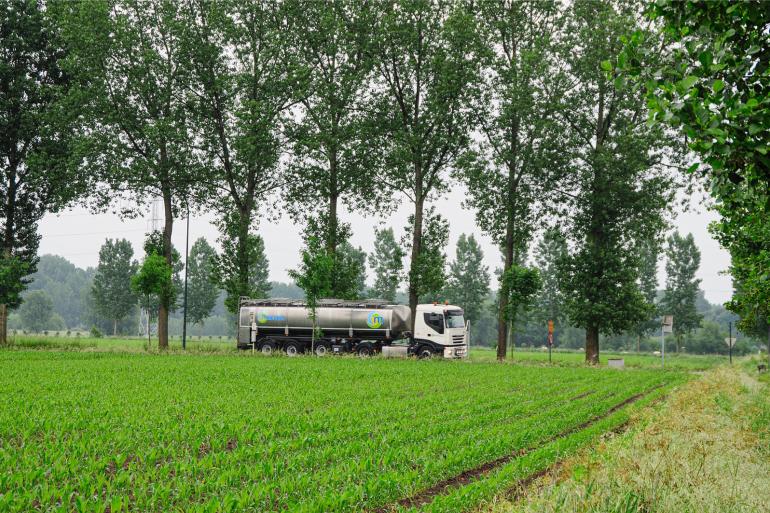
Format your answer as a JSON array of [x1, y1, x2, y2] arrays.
[[445, 310, 465, 328]]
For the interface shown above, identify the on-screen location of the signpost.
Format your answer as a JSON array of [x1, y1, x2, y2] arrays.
[[547, 320, 554, 363], [725, 321, 736, 365], [661, 315, 673, 368]]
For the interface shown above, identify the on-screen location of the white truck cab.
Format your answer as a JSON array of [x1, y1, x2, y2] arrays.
[[412, 304, 468, 358]]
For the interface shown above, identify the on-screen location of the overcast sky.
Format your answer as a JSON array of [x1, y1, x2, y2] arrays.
[[38, 186, 733, 304]]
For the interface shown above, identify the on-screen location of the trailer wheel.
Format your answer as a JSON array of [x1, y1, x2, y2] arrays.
[[259, 341, 276, 355], [357, 344, 374, 358], [285, 340, 303, 357], [417, 346, 433, 359], [314, 344, 328, 357]]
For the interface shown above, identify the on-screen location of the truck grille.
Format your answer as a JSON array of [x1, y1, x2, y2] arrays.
[[452, 334, 465, 344]]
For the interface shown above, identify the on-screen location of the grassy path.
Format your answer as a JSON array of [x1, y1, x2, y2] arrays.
[[485, 366, 770, 513]]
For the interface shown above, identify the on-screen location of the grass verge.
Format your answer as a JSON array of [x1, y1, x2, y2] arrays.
[[486, 366, 770, 513]]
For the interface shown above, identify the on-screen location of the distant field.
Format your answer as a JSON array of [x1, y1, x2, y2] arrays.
[[0, 350, 687, 513], [470, 346, 726, 370], [5, 335, 727, 371]]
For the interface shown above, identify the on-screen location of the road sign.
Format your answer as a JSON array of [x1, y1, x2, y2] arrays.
[[725, 337, 736, 347], [547, 333, 553, 346], [662, 315, 673, 334], [548, 320, 554, 335]]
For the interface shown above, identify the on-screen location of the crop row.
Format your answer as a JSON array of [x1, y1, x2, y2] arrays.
[[0, 352, 686, 512]]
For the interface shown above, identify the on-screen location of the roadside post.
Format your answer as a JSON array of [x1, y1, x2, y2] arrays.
[[661, 315, 673, 368], [725, 321, 736, 364], [547, 320, 554, 363]]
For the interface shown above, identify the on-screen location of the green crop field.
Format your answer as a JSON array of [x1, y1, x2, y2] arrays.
[[0, 351, 689, 513]]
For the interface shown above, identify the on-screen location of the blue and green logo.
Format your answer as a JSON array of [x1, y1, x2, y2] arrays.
[[367, 311, 384, 329], [257, 312, 286, 324]]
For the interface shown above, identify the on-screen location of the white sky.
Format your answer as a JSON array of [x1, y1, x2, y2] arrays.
[[38, 186, 733, 304]]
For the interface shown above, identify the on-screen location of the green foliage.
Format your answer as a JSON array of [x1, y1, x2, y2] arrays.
[[289, 235, 334, 337], [444, 234, 490, 327], [89, 325, 103, 339], [373, 0, 483, 313], [213, 213, 271, 314], [295, 213, 366, 300], [179, 0, 307, 317], [633, 238, 661, 340], [19, 290, 53, 333], [531, 229, 568, 339], [556, 0, 683, 362], [186, 238, 219, 326], [500, 265, 542, 327], [0, 350, 684, 512], [0, 0, 90, 342], [619, 2, 769, 354], [284, 0, 385, 254], [368, 228, 404, 302], [661, 232, 703, 349], [131, 254, 173, 315], [336, 242, 367, 300], [91, 239, 138, 335], [402, 207, 449, 303]]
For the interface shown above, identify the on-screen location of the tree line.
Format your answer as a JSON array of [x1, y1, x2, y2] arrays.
[[1, 0, 767, 362]]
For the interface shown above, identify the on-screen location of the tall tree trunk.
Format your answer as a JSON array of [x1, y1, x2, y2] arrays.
[[236, 204, 252, 300], [497, 223, 514, 361], [766, 324, 769, 368], [586, 324, 599, 364], [158, 188, 173, 350], [408, 191, 424, 331], [327, 150, 339, 258], [0, 303, 6, 345], [113, 319, 117, 337]]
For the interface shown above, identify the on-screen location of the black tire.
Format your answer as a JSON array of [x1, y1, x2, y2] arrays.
[[314, 343, 329, 357], [285, 340, 303, 357], [357, 344, 374, 358], [259, 340, 276, 355], [417, 345, 434, 359]]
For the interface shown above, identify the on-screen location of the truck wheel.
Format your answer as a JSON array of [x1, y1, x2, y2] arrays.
[[285, 340, 302, 357], [314, 344, 328, 357], [259, 341, 276, 355], [417, 346, 433, 359], [357, 344, 374, 357]]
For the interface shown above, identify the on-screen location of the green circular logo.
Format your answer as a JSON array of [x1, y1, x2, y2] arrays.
[[257, 312, 267, 324], [367, 312, 384, 329]]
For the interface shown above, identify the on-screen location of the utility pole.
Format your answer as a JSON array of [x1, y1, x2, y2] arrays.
[[729, 321, 732, 365], [182, 205, 190, 350]]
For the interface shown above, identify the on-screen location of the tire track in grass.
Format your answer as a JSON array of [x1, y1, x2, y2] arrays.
[[373, 384, 663, 513]]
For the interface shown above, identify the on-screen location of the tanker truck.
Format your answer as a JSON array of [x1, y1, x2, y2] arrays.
[[237, 298, 468, 359]]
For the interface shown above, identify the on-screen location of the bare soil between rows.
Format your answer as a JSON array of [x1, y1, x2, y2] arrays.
[[373, 384, 663, 512]]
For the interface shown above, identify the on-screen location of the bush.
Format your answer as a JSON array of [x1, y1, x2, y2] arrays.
[[90, 326, 103, 338]]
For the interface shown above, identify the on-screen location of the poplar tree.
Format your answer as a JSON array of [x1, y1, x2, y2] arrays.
[[373, 0, 483, 326], [556, 0, 682, 364], [444, 234, 490, 329], [369, 228, 404, 302], [532, 228, 568, 343], [0, 1, 88, 344], [175, 0, 304, 314], [62, 0, 202, 349], [456, 0, 567, 359], [661, 232, 702, 353], [91, 239, 138, 336], [212, 225, 270, 312], [402, 207, 449, 303], [186, 238, 218, 327], [284, 0, 383, 267], [632, 238, 661, 351]]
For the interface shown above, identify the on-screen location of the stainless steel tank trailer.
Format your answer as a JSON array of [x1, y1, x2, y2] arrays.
[[237, 298, 468, 359]]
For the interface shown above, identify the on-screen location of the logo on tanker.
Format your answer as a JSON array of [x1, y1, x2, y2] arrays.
[[367, 311, 384, 329], [257, 311, 286, 324]]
